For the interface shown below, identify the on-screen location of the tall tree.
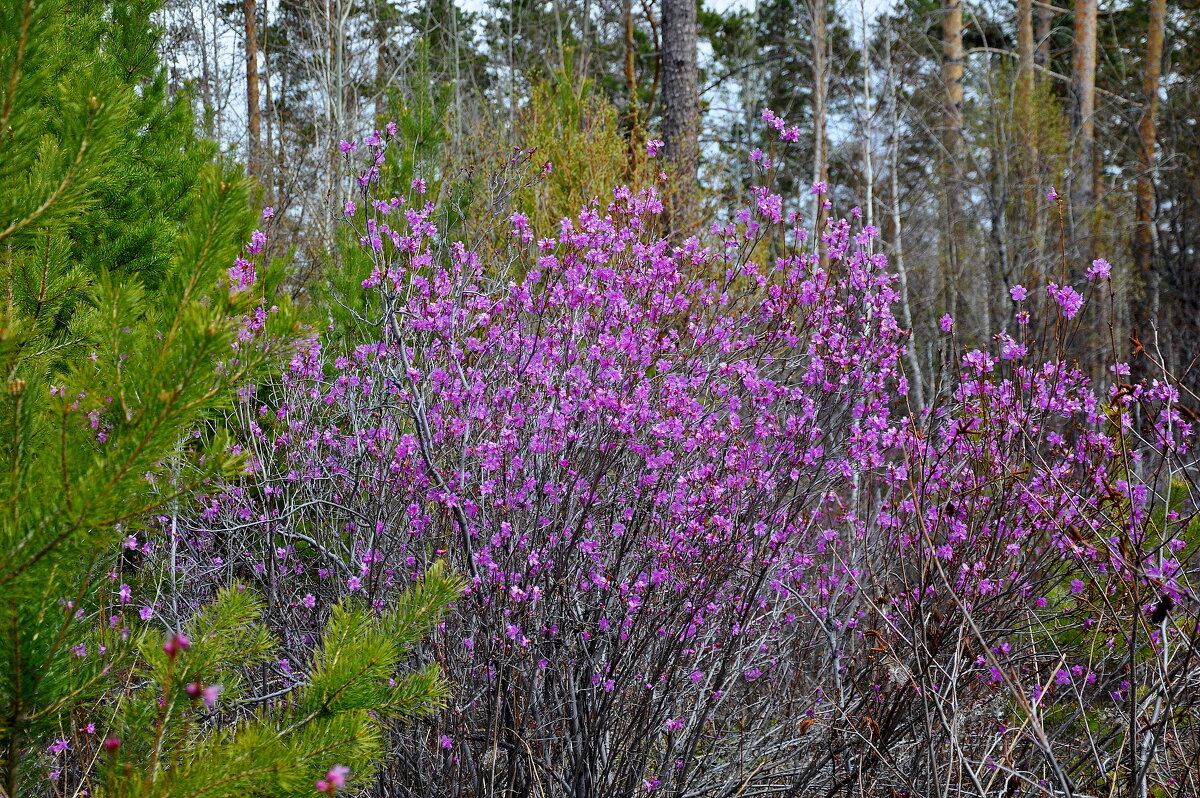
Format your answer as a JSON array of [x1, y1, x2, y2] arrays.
[[941, 0, 964, 316], [1133, 0, 1165, 334], [623, 0, 639, 137], [941, 0, 963, 181], [244, 0, 262, 175], [661, 0, 700, 210], [1070, 0, 1097, 259], [812, 0, 828, 225], [1016, 0, 1041, 269], [1016, 0, 1035, 160]]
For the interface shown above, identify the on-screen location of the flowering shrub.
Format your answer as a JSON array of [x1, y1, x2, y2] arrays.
[[176, 121, 1200, 796]]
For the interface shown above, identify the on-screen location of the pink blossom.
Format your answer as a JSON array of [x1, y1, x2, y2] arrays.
[[1087, 258, 1111, 281]]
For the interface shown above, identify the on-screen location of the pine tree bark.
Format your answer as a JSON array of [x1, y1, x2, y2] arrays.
[[1133, 0, 1165, 335], [812, 0, 828, 227], [941, 0, 964, 318], [942, 0, 963, 187], [1070, 0, 1097, 260], [243, 0, 261, 176], [1016, 0, 1035, 144], [661, 0, 699, 215]]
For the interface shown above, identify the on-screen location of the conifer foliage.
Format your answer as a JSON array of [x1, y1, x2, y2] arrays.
[[0, 1, 461, 795]]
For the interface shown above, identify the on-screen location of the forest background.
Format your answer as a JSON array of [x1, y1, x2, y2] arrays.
[[153, 0, 1198, 391]]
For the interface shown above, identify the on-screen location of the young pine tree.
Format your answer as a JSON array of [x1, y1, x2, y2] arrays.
[[0, 1, 461, 795]]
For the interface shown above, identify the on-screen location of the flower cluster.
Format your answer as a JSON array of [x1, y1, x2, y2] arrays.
[[165, 116, 1200, 795]]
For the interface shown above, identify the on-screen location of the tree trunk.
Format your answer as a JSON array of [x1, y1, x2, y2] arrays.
[[1035, 1, 1052, 68], [1017, 0, 1039, 271], [623, 0, 641, 172], [262, 0, 274, 202], [857, 0, 872, 229], [661, 0, 699, 216], [812, 0, 828, 228], [941, 0, 964, 319], [1070, 0, 1097, 260], [1016, 0, 1035, 145], [624, 0, 638, 129], [1133, 0, 1165, 336], [243, 0, 261, 177], [942, 0, 964, 179]]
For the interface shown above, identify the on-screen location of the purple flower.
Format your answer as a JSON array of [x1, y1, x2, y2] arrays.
[[761, 108, 785, 129], [1009, 284, 1027, 301], [1047, 283, 1084, 319], [1047, 187, 1059, 201], [118, 583, 131, 602], [939, 314, 954, 332], [1087, 258, 1111, 281], [47, 739, 69, 755], [246, 229, 267, 254], [962, 349, 995, 373], [439, 735, 454, 749], [302, 593, 317, 608], [338, 140, 356, 153], [646, 139, 664, 156]]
